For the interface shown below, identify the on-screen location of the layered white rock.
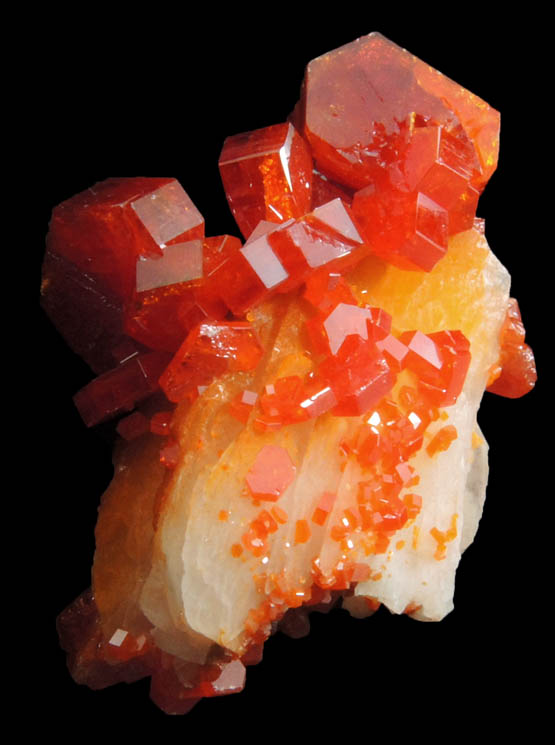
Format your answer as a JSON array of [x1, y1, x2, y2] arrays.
[[139, 227, 510, 658]]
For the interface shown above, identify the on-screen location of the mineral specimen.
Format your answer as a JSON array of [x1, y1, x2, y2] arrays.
[[45, 32, 536, 715]]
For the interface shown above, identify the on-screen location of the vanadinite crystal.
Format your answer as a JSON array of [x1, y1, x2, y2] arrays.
[[45, 32, 536, 715]]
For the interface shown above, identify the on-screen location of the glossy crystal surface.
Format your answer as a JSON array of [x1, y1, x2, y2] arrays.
[[219, 123, 313, 239], [47, 32, 536, 716]]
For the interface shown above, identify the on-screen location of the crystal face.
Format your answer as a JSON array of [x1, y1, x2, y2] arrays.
[[43, 32, 536, 716]]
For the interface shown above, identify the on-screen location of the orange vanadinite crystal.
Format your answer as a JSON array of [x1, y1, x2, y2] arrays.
[[300, 33, 498, 271], [312, 491, 337, 526], [398, 329, 471, 407], [487, 298, 537, 398], [219, 123, 313, 239], [426, 425, 458, 457], [246, 445, 296, 502], [430, 514, 458, 560], [294, 519, 311, 544], [358, 479, 409, 533], [271, 505, 289, 524]]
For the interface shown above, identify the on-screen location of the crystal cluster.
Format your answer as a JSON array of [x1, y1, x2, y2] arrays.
[[44, 33, 536, 714]]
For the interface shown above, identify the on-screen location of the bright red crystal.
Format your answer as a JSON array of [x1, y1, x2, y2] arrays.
[[303, 271, 356, 313], [487, 298, 537, 398], [159, 321, 263, 403], [43, 178, 206, 371], [219, 123, 313, 239], [301, 33, 498, 192], [260, 377, 308, 424], [124, 234, 237, 353], [351, 125, 482, 271], [255, 374, 339, 430], [399, 329, 471, 407], [212, 198, 368, 314], [319, 336, 395, 416], [48, 178, 204, 301], [352, 186, 449, 272], [307, 302, 391, 357], [403, 126, 481, 234], [300, 32, 499, 271], [310, 170, 354, 210], [355, 398, 429, 471], [358, 480, 409, 533]]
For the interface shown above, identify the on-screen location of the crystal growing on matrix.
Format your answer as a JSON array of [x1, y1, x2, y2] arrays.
[[44, 31, 536, 715]]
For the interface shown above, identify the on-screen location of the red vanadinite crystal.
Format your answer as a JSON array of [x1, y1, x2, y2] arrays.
[[219, 123, 313, 239], [212, 198, 369, 314], [47, 31, 538, 716], [299, 32, 499, 271], [73, 351, 171, 427], [124, 234, 237, 354], [41, 248, 127, 374], [229, 389, 259, 424], [319, 336, 395, 416], [487, 298, 537, 398], [398, 329, 471, 407], [303, 271, 357, 314], [307, 302, 391, 357], [48, 178, 204, 301], [159, 321, 264, 403], [43, 178, 206, 372], [57, 590, 156, 690]]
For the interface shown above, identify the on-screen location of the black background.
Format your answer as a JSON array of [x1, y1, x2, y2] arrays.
[[36, 14, 544, 736]]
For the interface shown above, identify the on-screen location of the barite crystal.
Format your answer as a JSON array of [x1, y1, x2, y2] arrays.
[[45, 31, 536, 715]]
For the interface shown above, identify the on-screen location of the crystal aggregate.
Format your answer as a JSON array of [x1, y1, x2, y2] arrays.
[[43, 32, 537, 714]]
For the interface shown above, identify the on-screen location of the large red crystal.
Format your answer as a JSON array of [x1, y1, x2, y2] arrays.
[[124, 234, 236, 354], [299, 32, 499, 271], [47, 178, 204, 301], [301, 33, 498, 192], [487, 298, 537, 398], [213, 198, 368, 314], [43, 178, 206, 372], [219, 123, 313, 239]]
